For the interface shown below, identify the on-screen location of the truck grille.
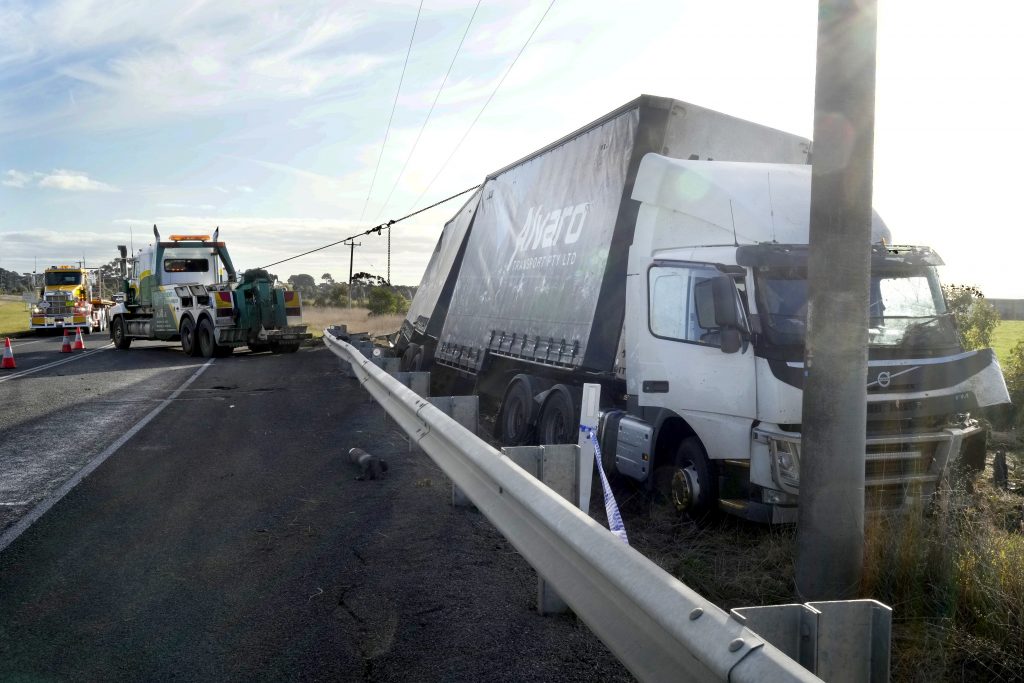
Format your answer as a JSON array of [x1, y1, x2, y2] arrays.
[[864, 442, 939, 510]]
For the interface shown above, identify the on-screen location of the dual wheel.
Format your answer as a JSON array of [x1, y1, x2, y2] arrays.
[[180, 318, 233, 358], [498, 376, 578, 446]]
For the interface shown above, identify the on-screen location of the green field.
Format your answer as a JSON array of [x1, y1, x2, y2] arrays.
[[0, 297, 30, 338], [992, 319, 1024, 364]]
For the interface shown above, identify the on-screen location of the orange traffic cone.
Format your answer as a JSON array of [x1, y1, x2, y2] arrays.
[[60, 329, 73, 353], [1, 338, 15, 369], [73, 327, 86, 351]]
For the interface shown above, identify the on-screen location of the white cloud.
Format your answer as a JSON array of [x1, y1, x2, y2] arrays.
[[37, 169, 118, 192], [3, 169, 31, 188], [236, 185, 254, 193]]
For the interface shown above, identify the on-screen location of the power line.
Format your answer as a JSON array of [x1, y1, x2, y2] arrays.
[[359, 0, 425, 222], [409, 0, 557, 213], [259, 183, 480, 271], [373, 0, 483, 223]]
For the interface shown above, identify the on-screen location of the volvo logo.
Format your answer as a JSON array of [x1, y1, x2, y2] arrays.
[[876, 371, 891, 388]]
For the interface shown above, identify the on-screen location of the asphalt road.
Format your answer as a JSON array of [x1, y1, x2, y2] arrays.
[[0, 340, 631, 681]]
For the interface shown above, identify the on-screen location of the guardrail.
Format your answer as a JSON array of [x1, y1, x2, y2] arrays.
[[323, 329, 826, 682]]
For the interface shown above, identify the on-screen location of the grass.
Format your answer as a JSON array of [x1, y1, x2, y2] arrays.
[[992, 320, 1024, 365], [300, 305, 405, 340], [0, 296, 31, 338]]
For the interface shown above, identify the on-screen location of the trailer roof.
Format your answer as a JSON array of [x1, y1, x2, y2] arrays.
[[484, 95, 810, 181]]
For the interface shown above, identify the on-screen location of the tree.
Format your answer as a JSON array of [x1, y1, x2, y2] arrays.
[[321, 273, 334, 284], [943, 284, 1000, 350], [367, 287, 410, 316], [287, 274, 317, 301]]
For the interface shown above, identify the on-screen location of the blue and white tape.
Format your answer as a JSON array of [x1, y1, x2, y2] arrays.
[[580, 424, 629, 545]]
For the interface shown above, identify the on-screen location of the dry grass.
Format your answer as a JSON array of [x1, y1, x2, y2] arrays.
[[860, 445, 1024, 682], [300, 306, 404, 339], [611, 436, 1024, 682]]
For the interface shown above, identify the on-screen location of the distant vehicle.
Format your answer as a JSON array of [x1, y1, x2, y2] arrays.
[[106, 226, 310, 357], [393, 94, 1011, 523], [29, 265, 112, 334]]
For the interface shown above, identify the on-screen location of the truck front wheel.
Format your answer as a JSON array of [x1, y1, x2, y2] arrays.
[[652, 436, 717, 521], [112, 316, 131, 350]]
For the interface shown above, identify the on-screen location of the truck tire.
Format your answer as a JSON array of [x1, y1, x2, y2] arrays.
[[400, 343, 421, 371], [498, 375, 539, 446], [537, 385, 578, 445], [652, 436, 717, 522], [112, 316, 132, 350], [196, 318, 217, 358], [180, 318, 199, 357]]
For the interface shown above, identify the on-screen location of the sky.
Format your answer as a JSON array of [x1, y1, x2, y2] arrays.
[[0, 0, 1021, 297]]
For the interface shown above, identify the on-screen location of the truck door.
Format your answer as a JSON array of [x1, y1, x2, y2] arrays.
[[632, 261, 756, 462]]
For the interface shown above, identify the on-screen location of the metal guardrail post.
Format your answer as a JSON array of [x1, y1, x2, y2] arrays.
[[503, 444, 580, 615], [427, 395, 480, 507], [374, 355, 401, 373], [323, 331, 824, 683], [731, 599, 891, 682]]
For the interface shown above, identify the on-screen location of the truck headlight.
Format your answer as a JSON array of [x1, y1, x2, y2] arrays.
[[770, 439, 801, 491]]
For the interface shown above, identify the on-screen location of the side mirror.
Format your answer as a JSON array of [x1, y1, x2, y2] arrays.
[[694, 275, 746, 354]]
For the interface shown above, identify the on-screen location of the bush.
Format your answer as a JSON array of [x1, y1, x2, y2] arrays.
[[943, 284, 1000, 350], [1004, 341, 1024, 428], [367, 287, 409, 316]]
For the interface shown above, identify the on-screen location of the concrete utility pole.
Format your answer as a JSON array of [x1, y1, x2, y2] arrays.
[[344, 238, 361, 308], [795, 0, 878, 600]]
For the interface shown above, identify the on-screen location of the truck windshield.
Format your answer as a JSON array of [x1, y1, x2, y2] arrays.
[[756, 265, 959, 352], [45, 272, 82, 286]]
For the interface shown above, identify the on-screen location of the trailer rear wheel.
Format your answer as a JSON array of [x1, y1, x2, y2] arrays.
[[180, 318, 199, 357], [498, 375, 539, 446], [401, 343, 421, 371], [537, 385, 578, 445], [112, 316, 131, 350], [652, 436, 717, 522], [196, 318, 217, 358]]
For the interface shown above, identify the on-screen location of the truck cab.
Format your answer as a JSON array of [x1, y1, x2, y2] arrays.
[[624, 156, 1009, 522], [29, 266, 109, 334], [107, 227, 309, 356]]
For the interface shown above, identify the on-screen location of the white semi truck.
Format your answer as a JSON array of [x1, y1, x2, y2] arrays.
[[396, 95, 1010, 523]]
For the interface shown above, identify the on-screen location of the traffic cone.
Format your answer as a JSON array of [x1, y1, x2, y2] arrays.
[[60, 329, 73, 353], [1, 338, 15, 369], [73, 327, 86, 351]]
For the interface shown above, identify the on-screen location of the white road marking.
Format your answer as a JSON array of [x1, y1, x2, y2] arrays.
[[10, 339, 45, 347], [0, 343, 114, 384], [0, 358, 216, 554]]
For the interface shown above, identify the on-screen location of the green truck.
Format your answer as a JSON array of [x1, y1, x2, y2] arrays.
[[107, 226, 310, 357]]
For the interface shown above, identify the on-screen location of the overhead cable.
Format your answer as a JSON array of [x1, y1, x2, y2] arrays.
[[259, 183, 480, 271], [359, 0, 425, 222], [373, 0, 483, 223], [409, 0, 557, 213]]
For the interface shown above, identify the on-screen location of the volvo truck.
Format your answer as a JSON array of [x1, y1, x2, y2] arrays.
[[395, 95, 1010, 523]]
